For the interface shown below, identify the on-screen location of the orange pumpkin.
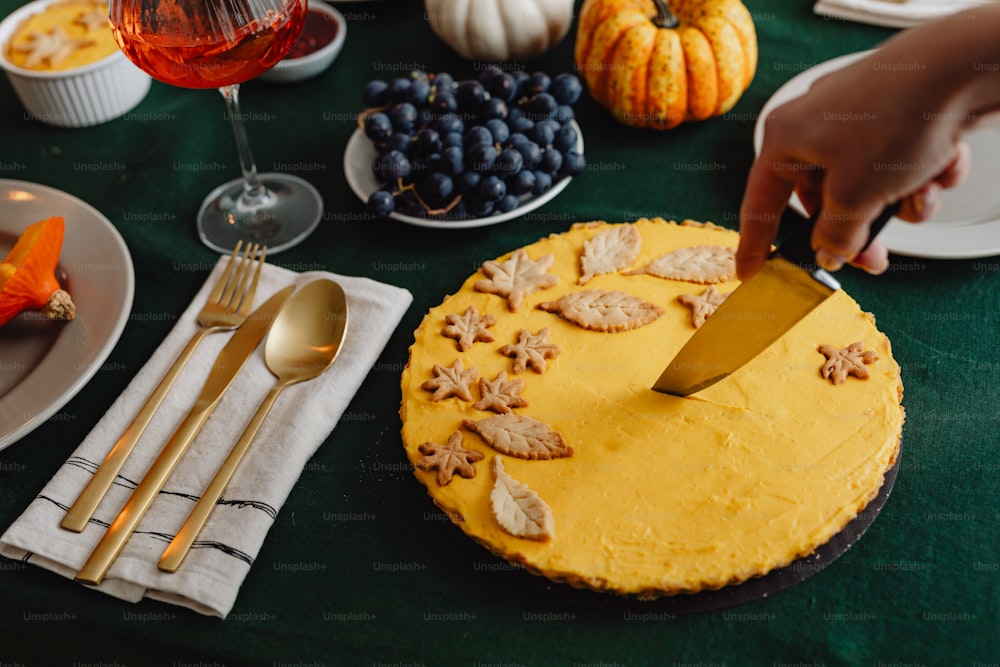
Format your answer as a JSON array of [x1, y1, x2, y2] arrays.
[[0, 215, 76, 327], [575, 0, 757, 129]]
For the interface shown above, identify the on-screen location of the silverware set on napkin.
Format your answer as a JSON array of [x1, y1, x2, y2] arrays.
[[59, 243, 348, 584]]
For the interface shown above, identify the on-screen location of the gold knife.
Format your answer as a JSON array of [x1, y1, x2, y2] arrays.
[[653, 203, 900, 396], [75, 284, 295, 586]]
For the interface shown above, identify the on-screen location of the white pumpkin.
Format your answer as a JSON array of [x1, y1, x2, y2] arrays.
[[425, 0, 575, 61]]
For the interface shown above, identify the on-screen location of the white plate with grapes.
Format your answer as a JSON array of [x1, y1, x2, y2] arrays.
[[344, 70, 586, 229]]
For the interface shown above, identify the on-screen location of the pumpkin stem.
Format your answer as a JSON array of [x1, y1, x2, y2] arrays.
[[652, 0, 679, 29], [42, 289, 76, 321]]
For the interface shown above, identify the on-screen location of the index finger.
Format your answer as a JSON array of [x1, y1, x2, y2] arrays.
[[737, 155, 798, 280]]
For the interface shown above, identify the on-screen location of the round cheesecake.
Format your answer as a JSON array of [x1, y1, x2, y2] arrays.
[[400, 218, 904, 597]]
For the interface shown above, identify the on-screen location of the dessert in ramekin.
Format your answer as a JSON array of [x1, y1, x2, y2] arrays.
[[0, 0, 150, 127]]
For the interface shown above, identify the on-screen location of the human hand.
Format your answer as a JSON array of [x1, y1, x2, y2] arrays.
[[736, 47, 976, 280]]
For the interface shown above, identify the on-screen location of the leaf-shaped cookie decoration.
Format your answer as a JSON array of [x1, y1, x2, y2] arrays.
[[474, 249, 559, 311], [626, 245, 736, 284], [442, 306, 497, 351], [416, 431, 484, 486], [463, 414, 573, 460], [579, 225, 642, 285], [474, 371, 528, 414], [421, 358, 478, 402], [537, 289, 664, 332], [498, 327, 561, 374], [678, 285, 731, 329], [818, 341, 879, 385], [489, 456, 555, 541]]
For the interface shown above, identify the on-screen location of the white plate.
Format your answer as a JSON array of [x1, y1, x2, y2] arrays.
[[754, 50, 1000, 259], [344, 121, 583, 229], [0, 180, 134, 451]]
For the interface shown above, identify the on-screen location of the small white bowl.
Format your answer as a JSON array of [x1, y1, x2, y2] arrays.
[[0, 0, 151, 127], [258, 1, 346, 84]]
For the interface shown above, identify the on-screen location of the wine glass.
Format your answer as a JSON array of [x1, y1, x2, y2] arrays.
[[108, 0, 323, 254]]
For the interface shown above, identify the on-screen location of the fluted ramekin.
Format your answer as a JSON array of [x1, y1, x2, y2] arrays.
[[0, 0, 151, 127]]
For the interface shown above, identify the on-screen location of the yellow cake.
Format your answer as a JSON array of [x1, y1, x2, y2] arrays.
[[400, 218, 904, 597], [5, 0, 117, 71]]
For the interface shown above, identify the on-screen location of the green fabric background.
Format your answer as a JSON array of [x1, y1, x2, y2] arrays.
[[0, 0, 997, 664]]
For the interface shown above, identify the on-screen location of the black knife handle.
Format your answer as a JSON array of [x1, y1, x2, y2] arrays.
[[776, 201, 902, 269]]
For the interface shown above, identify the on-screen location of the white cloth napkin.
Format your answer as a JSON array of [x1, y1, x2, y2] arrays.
[[814, 0, 997, 27], [0, 258, 412, 618]]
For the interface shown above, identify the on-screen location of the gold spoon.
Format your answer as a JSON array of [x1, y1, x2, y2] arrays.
[[157, 278, 348, 573]]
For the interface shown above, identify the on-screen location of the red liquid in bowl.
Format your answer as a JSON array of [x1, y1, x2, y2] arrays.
[[286, 8, 339, 59]]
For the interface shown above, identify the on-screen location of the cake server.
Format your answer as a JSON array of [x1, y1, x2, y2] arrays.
[[653, 203, 899, 396]]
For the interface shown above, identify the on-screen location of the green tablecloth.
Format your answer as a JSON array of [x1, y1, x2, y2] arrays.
[[1, 1, 997, 664]]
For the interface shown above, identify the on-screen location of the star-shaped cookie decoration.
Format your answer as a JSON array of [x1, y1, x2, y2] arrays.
[[818, 342, 879, 385], [14, 27, 95, 68], [442, 306, 496, 351], [421, 358, 478, 401], [74, 8, 108, 32], [677, 285, 730, 328], [474, 249, 558, 311], [474, 371, 528, 414], [416, 432, 484, 486], [499, 328, 561, 374]]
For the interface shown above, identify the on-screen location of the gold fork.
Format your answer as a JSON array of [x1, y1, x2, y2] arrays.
[[60, 241, 267, 533]]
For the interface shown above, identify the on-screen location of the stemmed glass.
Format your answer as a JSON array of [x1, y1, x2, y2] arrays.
[[108, 0, 323, 254]]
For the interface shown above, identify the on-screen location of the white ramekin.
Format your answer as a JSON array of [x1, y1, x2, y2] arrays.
[[0, 0, 151, 127]]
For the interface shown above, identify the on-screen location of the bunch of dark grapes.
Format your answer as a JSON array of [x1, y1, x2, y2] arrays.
[[361, 67, 585, 221]]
